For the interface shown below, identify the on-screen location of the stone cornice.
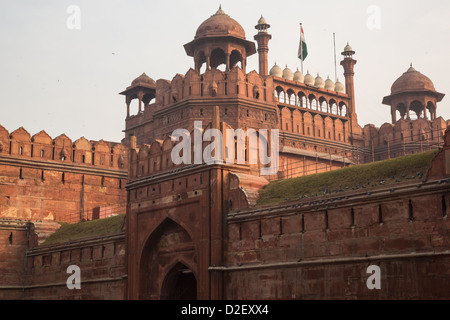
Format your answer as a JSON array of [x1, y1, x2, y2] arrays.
[[0, 154, 128, 179], [227, 178, 450, 223], [126, 162, 251, 190], [0, 219, 28, 230], [26, 232, 125, 257]]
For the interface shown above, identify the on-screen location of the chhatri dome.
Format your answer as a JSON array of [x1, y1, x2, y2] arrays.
[[390, 64, 436, 95], [195, 5, 246, 40], [383, 64, 445, 123], [131, 73, 156, 87], [184, 6, 256, 73]]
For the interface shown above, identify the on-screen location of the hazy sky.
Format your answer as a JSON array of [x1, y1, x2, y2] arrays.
[[1, 0, 449, 143]]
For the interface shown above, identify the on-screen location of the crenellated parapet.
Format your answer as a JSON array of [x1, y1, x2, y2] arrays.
[[361, 117, 449, 162], [123, 66, 278, 148], [0, 124, 128, 170], [0, 124, 128, 223]]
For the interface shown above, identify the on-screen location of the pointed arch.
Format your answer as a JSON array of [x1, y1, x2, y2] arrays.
[[230, 50, 243, 70], [298, 91, 307, 108], [309, 94, 318, 111], [139, 217, 197, 300], [286, 89, 296, 105], [160, 261, 197, 300]]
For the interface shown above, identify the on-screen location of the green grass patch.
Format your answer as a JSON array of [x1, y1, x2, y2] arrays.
[[43, 214, 125, 246], [257, 151, 436, 207]]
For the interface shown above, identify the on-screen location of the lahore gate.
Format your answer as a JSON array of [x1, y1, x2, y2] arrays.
[[0, 7, 449, 300]]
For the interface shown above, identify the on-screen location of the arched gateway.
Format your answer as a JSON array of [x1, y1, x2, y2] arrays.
[[138, 218, 197, 300]]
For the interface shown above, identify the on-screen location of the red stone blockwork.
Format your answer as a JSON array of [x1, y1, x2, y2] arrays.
[[124, 67, 278, 147], [126, 164, 218, 300], [222, 255, 450, 300], [0, 221, 29, 299], [21, 233, 126, 300], [224, 185, 450, 299], [0, 125, 128, 222], [0, 125, 128, 168]]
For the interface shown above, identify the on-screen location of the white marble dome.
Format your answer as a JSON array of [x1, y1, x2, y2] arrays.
[[282, 66, 294, 80], [304, 71, 315, 86], [293, 68, 304, 83], [325, 76, 335, 91], [335, 79, 345, 93], [315, 74, 325, 89], [269, 63, 283, 77]]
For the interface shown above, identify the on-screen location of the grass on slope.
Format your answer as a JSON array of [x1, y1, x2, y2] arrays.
[[257, 151, 436, 207], [43, 214, 125, 246]]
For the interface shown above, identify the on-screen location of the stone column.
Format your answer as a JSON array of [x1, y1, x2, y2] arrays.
[[423, 104, 428, 120], [138, 91, 143, 114], [206, 55, 211, 70], [126, 98, 131, 118], [391, 106, 397, 123]]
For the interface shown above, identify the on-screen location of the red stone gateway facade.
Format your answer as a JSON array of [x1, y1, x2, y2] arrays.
[[124, 7, 449, 300], [0, 6, 449, 300]]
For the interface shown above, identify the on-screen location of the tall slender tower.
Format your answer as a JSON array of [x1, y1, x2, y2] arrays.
[[254, 15, 272, 77], [340, 43, 358, 133]]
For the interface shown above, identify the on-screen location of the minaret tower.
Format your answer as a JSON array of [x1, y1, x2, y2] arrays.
[[340, 43, 358, 132], [254, 15, 272, 77]]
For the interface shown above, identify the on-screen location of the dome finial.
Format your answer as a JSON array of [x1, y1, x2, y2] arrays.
[[407, 63, 416, 73], [215, 4, 225, 15]]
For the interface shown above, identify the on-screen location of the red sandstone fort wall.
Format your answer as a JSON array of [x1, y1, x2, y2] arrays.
[[223, 183, 450, 299], [0, 125, 128, 223], [0, 221, 28, 299], [22, 233, 126, 300]]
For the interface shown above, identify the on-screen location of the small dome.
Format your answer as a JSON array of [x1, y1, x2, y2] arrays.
[[195, 5, 246, 40], [315, 74, 325, 89], [391, 64, 436, 95], [283, 66, 294, 80], [344, 43, 353, 52], [293, 68, 304, 83], [269, 63, 283, 77], [325, 76, 335, 91], [304, 70, 315, 86], [335, 79, 345, 93], [258, 15, 268, 25], [131, 73, 156, 87]]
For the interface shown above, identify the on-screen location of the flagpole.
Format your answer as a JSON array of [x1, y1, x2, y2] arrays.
[[300, 23, 304, 74], [333, 32, 337, 82]]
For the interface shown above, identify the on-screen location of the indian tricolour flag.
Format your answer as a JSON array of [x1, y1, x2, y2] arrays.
[[298, 24, 308, 61]]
